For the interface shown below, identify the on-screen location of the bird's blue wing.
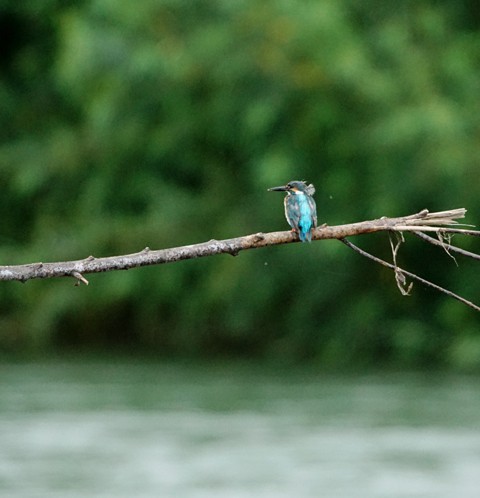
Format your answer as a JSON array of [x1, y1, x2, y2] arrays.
[[284, 195, 301, 230], [308, 196, 317, 228]]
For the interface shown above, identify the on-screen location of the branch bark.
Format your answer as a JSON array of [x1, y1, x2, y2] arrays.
[[1, 208, 478, 309]]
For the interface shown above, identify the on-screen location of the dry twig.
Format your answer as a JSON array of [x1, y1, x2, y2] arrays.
[[388, 232, 413, 296], [340, 238, 480, 312], [413, 231, 480, 261]]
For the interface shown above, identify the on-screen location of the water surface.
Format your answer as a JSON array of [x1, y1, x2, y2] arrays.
[[0, 361, 479, 497]]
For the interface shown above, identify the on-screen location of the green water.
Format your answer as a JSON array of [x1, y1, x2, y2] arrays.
[[0, 360, 479, 497]]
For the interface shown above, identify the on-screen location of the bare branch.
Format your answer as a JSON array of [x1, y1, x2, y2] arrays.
[[393, 208, 470, 226], [340, 238, 480, 312], [0, 207, 478, 314], [0, 209, 471, 281]]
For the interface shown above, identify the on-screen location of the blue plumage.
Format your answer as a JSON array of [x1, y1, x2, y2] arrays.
[[268, 180, 317, 242]]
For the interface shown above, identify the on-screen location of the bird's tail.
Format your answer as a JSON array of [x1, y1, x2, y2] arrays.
[[299, 229, 312, 243]]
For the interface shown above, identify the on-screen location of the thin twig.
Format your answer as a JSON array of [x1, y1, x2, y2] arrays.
[[393, 226, 480, 236], [340, 238, 480, 312], [413, 231, 480, 261]]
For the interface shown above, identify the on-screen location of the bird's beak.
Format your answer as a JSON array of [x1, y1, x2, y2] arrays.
[[268, 185, 288, 192]]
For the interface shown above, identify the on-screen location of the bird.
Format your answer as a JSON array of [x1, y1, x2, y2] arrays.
[[268, 180, 317, 242]]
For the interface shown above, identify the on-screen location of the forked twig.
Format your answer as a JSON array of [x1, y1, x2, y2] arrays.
[[389, 231, 413, 295]]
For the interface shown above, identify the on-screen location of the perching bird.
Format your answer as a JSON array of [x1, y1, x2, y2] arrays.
[[268, 180, 317, 242]]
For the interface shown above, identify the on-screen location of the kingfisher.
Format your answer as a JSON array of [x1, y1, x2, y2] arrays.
[[268, 180, 317, 242]]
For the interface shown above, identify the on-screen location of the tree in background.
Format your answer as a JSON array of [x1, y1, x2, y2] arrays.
[[1, 0, 479, 368]]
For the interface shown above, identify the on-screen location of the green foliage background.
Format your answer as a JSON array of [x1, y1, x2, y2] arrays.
[[1, 0, 479, 368]]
